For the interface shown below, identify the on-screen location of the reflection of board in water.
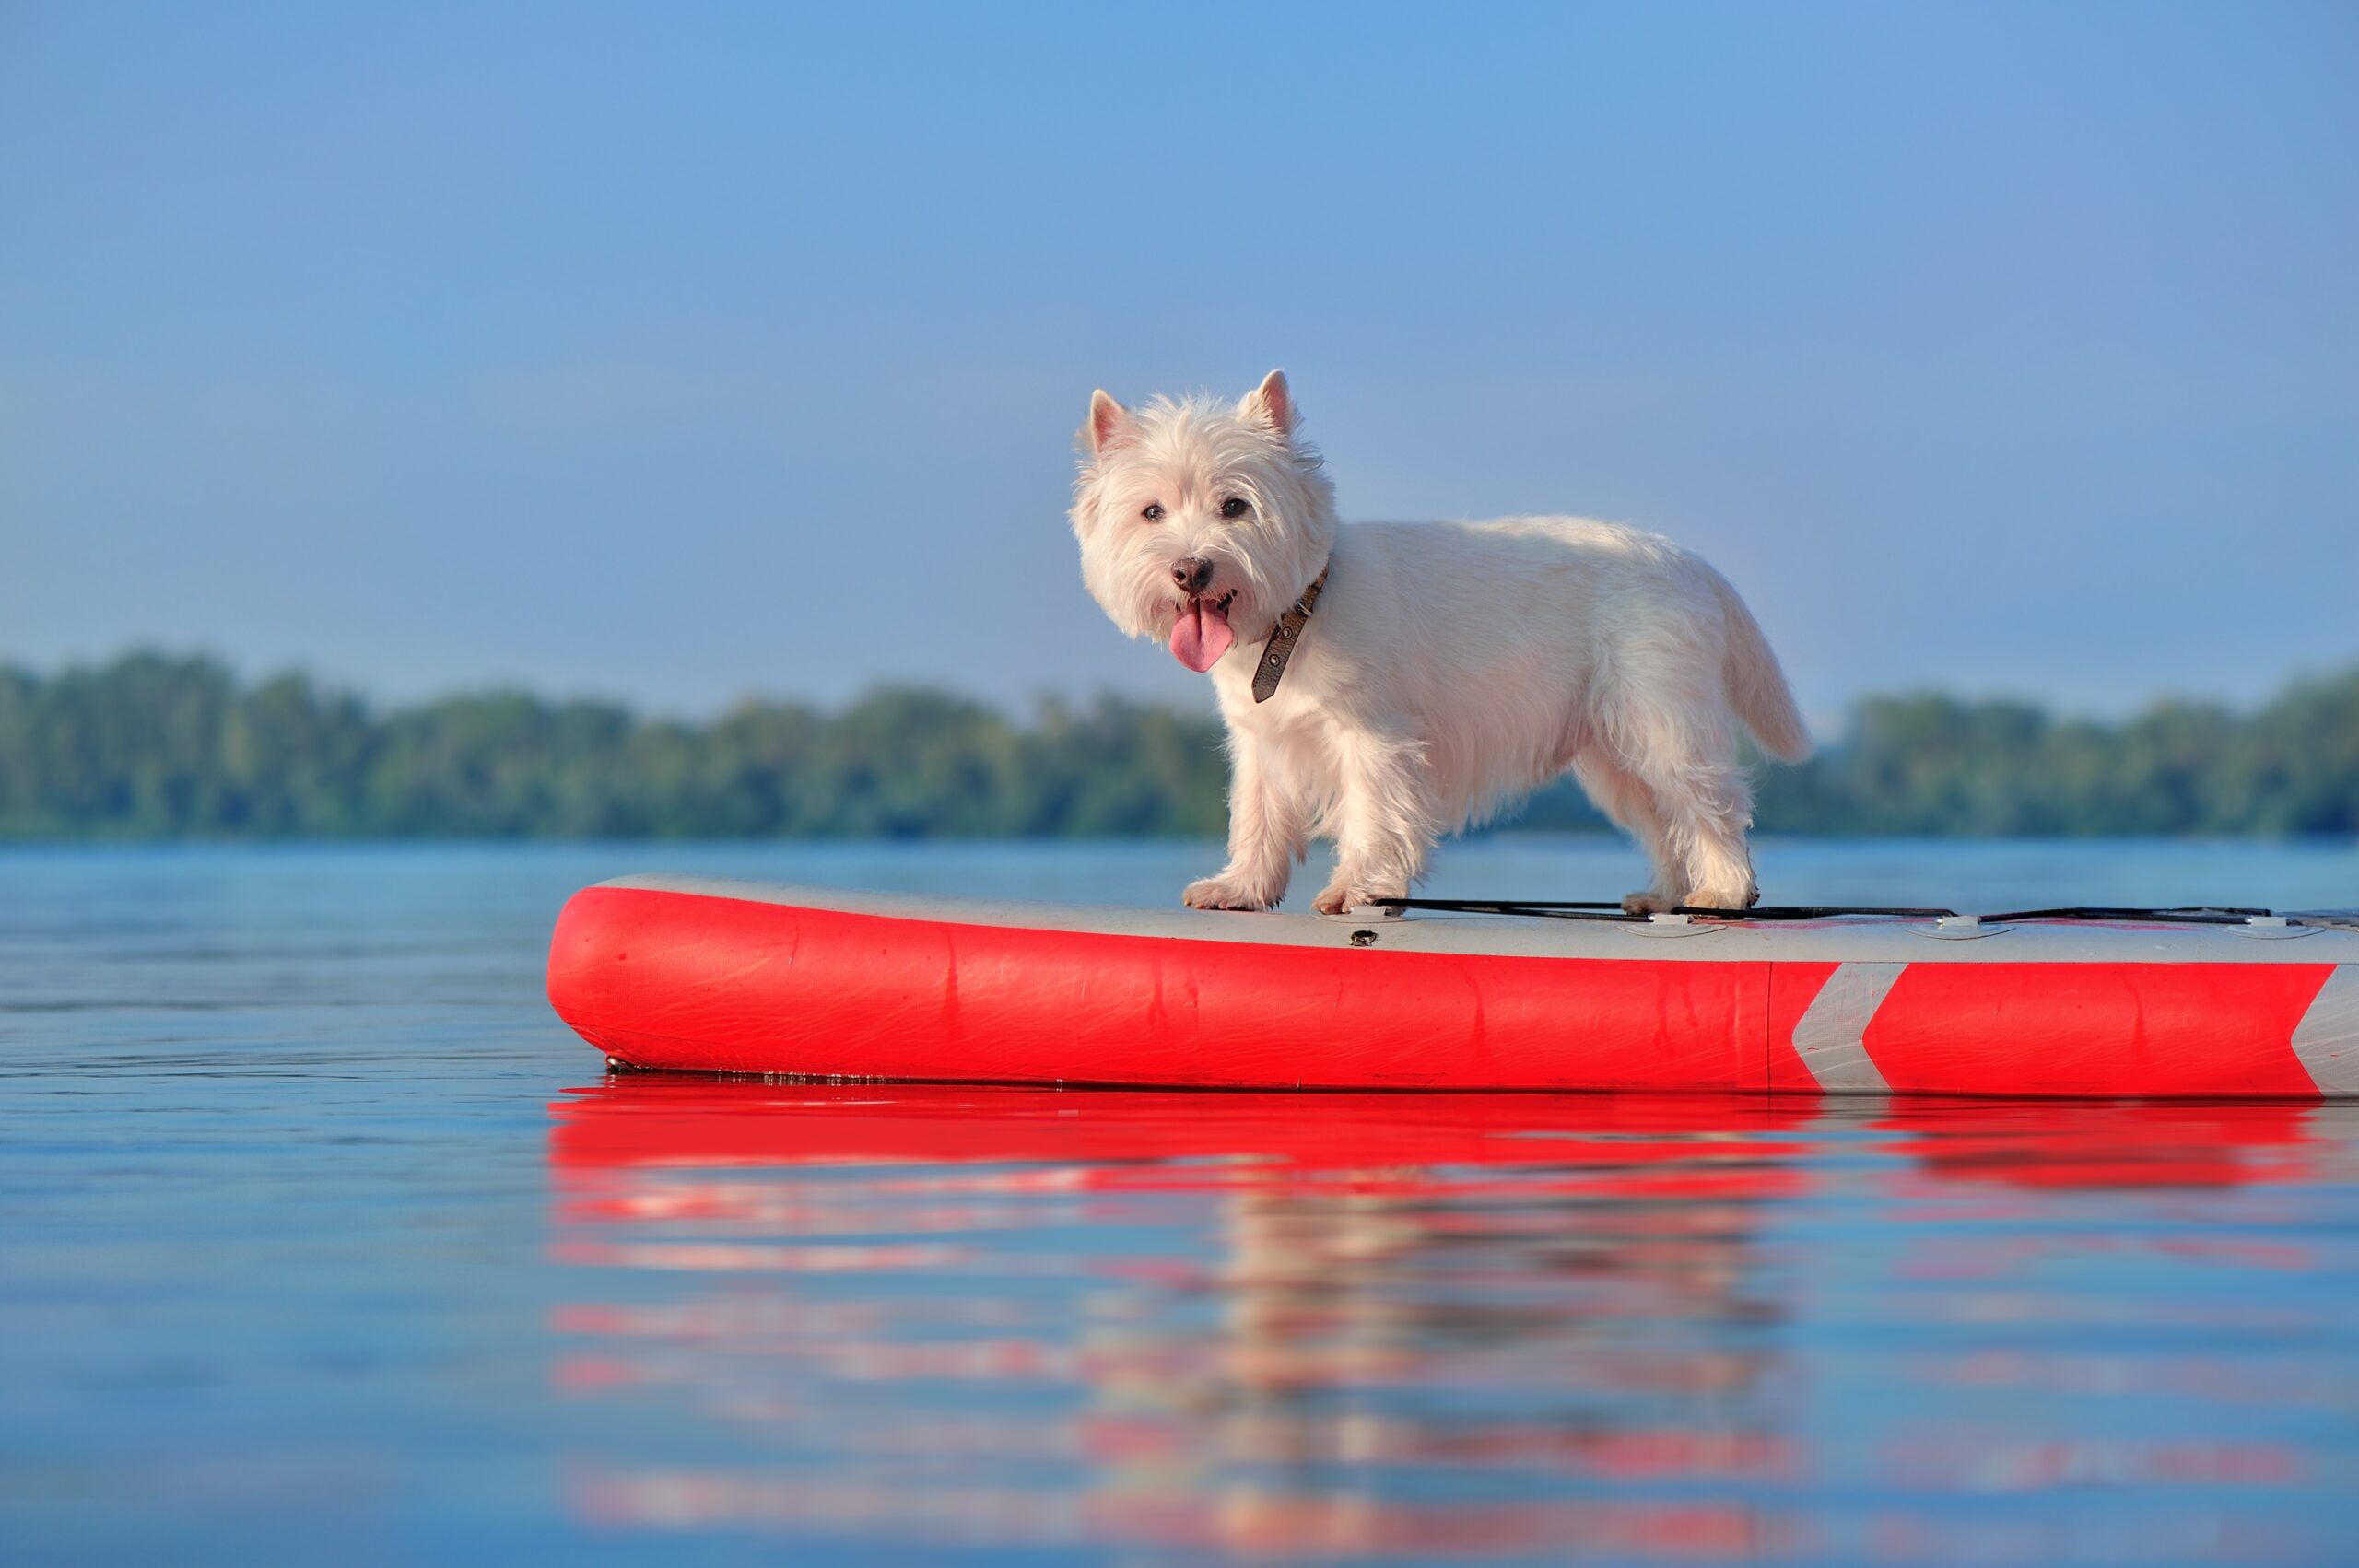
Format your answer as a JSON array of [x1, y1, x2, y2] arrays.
[[546, 1084, 2349, 1559], [548, 1081, 2328, 1192], [547, 877, 2359, 1096], [551, 1085, 1813, 1556]]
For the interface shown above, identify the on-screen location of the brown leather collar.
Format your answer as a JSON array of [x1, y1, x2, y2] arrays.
[[1250, 564, 1330, 704]]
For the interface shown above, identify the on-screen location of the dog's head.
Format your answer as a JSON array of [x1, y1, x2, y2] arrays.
[[1068, 369, 1337, 673]]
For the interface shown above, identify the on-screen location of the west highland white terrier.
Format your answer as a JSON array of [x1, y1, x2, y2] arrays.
[[1068, 370, 1811, 916]]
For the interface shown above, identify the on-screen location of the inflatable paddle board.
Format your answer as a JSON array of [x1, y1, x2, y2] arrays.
[[546, 877, 2359, 1098]]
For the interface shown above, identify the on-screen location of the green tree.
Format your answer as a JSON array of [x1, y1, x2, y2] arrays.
[[0, 650, 2351, 842]]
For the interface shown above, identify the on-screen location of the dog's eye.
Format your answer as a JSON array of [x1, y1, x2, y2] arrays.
[[1141, 504, 1165, 522], [1219, 497, 1251, 520]]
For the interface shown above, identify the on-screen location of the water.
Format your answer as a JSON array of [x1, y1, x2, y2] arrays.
[[5, 837, 2357, 1565]]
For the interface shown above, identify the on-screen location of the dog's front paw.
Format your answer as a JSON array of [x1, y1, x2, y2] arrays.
[[1183, 876, 1274, 912], [1621, 890, 1681, 915], [1683, 881, 1759, 914], [1311, 882, 1400, 916]]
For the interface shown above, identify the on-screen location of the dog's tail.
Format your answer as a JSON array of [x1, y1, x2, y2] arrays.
[[1710, 571, 1812, 763]]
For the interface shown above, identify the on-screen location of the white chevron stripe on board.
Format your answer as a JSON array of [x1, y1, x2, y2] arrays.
[[1790, 962, 1907, 1092], [2290, 965, 2359, 1096]]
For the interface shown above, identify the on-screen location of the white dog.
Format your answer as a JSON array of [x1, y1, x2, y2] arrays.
[[1068, 370, 1811, 916]]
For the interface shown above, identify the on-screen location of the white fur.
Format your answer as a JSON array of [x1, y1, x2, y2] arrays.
[[1070, 370, 1811, 915]]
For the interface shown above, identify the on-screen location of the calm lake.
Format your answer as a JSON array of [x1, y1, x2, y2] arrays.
[[5, 837, 2357, 1565]]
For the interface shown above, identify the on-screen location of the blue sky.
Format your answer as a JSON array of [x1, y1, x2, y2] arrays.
[[2, 2, 2352, 723]]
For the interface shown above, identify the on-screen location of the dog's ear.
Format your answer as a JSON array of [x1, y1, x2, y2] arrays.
[[1086, 390, 1132, 455], [1238, 369, 1296, 441]]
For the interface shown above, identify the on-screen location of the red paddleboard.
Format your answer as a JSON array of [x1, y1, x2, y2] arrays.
[[546, 877, 2359, 1099]]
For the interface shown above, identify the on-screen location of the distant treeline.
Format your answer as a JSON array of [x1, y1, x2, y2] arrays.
[[0, 652, 2353, 841]]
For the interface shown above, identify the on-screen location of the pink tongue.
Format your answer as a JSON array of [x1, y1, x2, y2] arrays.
[[1168, 599, 1235, 673]]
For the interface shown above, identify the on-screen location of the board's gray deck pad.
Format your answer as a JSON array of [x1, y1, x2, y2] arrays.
[[596, 875, 2359, 967]]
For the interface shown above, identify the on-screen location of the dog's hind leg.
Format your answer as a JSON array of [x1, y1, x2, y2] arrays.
[[1630, 743, 1758, 913], [1656, 769, 1758, 912], [1184, 737, 1307, 911], [1595, 684, 1761, 913], [1571, 751, 1684, 914]]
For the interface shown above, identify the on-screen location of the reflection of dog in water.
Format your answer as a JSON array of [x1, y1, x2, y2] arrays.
[[1068, 1169, 1793, 1557], [1068, 370, 1811, 914]]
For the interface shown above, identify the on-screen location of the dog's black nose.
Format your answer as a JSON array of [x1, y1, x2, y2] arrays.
[[1170, 556, 1215, 594]]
